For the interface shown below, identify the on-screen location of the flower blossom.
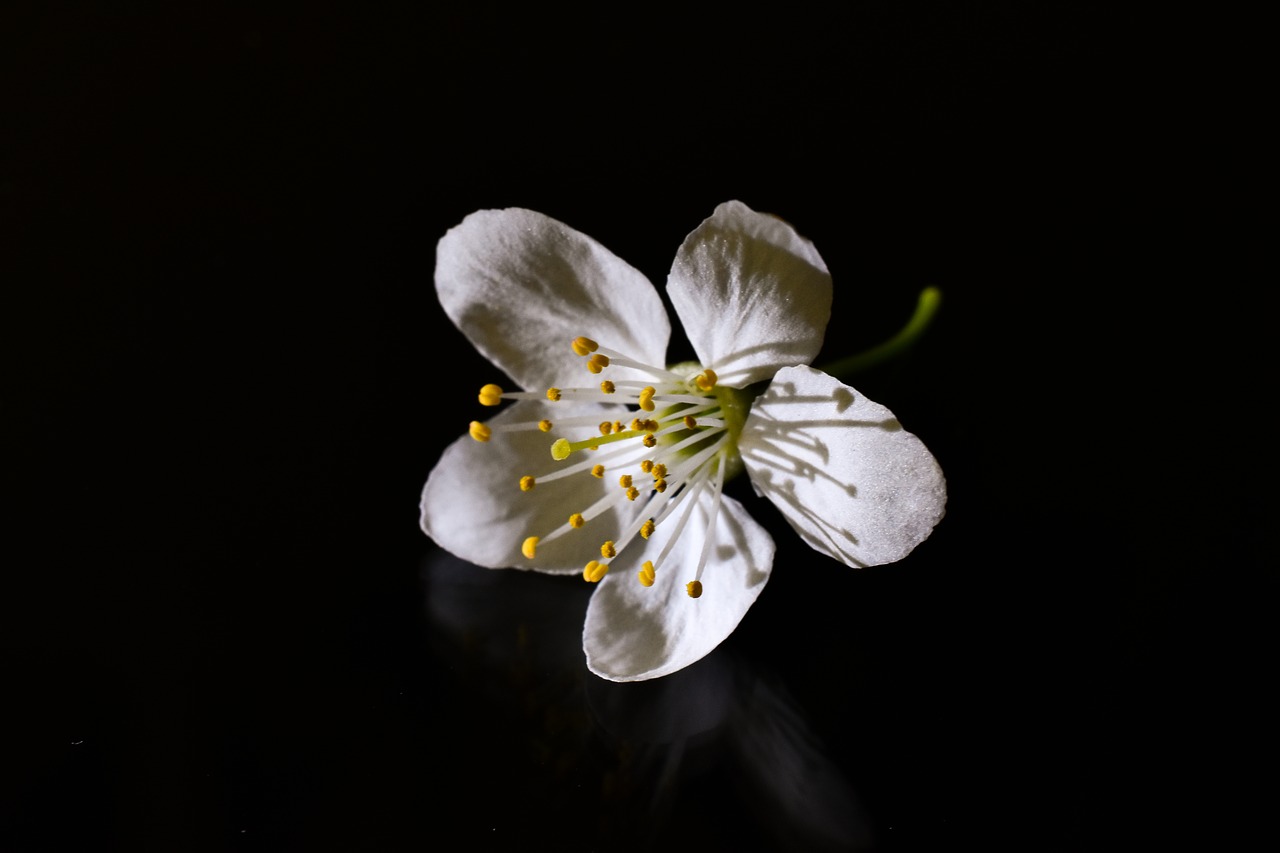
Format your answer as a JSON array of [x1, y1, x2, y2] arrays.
[[421, 201, 946, 681]]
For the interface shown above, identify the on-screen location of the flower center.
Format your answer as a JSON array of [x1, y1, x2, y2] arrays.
[[470, 337, 757, 598]]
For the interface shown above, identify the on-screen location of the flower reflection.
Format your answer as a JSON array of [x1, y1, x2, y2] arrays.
[[423, 546, 875, 851]]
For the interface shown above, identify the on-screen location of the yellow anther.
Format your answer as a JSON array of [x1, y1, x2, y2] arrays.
[[469, 421, 491, 442], [630, 418, 643, 431], [638, 561, 656, 587], [686, 580, 703, 598], [569, 513, 585, 528], [586, 353, 610, 374], [695, 369, 718, 392], [478, 384, 504, 406], [591, 464, 605, 478], [583, 560, 609, 583], [618, 474, 633, 489], [638, 386, 656, 411], [572, 336, 599, 356], [640, 460, 654, 474], [640, 518, 655, 539], [626, 487, 640, 501], [613, 420, 624, 434], [654, 479, 667, 493], [651, 463, 667, 480], [683, 415, 698, 429], [600, 380, 616, 394], [643, 419, 659, 432], [538, 419, 552, 432], [546, 387, 562, 402], [601, 540, 617, 558], [643, 434, 657, 448], [551, 438, 572, 460], [519, 475, 536, 491], [522, 536, 539, 559], [599, 421, 614, 435]]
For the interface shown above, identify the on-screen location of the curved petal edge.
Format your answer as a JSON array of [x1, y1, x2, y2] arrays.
[[739, 365, 946, 568], [667, 201, 832, 388], [583, 493, 774, 681], [435, 207, 671, 391]]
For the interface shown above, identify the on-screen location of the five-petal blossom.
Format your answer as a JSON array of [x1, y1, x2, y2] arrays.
[[421, 201, 946, 681]]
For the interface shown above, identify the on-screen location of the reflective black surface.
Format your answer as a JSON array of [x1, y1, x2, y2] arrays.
[[4, 5, 1260, 851]]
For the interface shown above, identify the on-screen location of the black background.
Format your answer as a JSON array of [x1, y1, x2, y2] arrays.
[[2, 4, 1265, 852]]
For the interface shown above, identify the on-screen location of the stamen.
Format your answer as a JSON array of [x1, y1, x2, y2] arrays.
[[547, 386, 632, 405], [640, 468, 706, 576], [695, 369, 717, 391], [650, 393, 719, 406], [591, 464, 605, 478], [638, 561, 656, 587], [572, 336, 598, 356], [481, 413, 616, 438], [600, 380, 616, 394], [522, 537, 539, 559], [638, 386, 656, 411], [471, 388, 560, 404], [586, 353, 610, 374], [546, 387, 562, 402], [640, 518, 655, 539], [691, 452, 729, 585], [618, 474, 632, 489], [601, 540, 616, 558], [519, 475, 536, 491], [686, 580, 703, 598], [599, 421, 614, 435], [583, 560, 608, 583], [569, 513, 585, 529], [683, 415, 698, 429], [591, 346, 685, 382], [469, 421, 491, 442]]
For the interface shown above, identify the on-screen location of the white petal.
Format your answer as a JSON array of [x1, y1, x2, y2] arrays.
[[420, 400, 640, 573], [739, 365, 946, 567], [435, 208, 671, 391], [667, 201, 832, 387], [582, 493, 774, 682]]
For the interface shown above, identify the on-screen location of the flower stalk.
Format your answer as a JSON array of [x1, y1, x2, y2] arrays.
[[818, 286, 942, 380]]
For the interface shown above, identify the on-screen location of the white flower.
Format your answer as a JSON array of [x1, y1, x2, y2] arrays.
[[421, 201, 946, 682]]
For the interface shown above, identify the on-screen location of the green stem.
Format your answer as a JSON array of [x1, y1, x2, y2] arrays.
[[818, 286, 942, 380]]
